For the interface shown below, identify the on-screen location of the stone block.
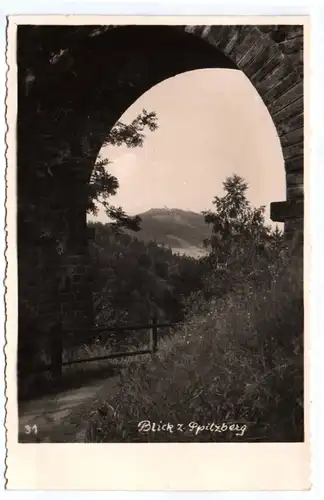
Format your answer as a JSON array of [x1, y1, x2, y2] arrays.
[[239, 33, 270, 70], [255, 61, 292, 98], [184, 25, 205, 37], [285, 156, 303, 174], [253, 54, 285, 89], [225, 26, 262, 64], [287, 171, 304, 189], [263, 70, 300, 105], [223, 26, 253, 58], [268, 81, 303, 116], [287, 183, 304, 200], [206, 25, 237, 52], [277, 113, 303, 138], [270, 199, 303, 222], [273, 96, 303, 124], [283, 141, 303, 159], [244, 43, 281, 81], [279, 36, 303, 55], [281, 128, 304, 152]]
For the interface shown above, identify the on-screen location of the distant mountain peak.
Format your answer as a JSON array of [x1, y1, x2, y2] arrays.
[[130, 207, 211, 259], [141, 207, 201, 217]]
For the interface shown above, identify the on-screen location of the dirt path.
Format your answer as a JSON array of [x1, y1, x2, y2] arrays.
[[18, 374, 121, 443]]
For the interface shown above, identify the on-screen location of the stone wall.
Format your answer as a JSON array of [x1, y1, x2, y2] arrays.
[[17, 24, 304, 346]]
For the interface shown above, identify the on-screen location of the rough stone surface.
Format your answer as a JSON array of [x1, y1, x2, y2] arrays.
[[18, 24, 304, 333]]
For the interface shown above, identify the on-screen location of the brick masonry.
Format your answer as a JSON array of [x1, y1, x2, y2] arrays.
[[18, 24, 304, 336]]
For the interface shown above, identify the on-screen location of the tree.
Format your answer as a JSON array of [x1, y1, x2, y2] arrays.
[[88, 221, 204, 333], [203, 174, 271, 264], [88, 109, 158, 231], [201, 174, 283, 297]]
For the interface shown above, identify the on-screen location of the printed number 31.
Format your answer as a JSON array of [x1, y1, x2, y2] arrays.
[[24, 425, 38, 435]]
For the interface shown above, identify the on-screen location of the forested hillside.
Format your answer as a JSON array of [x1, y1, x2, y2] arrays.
[[128, 208, 211, 257], [88, 221, 205, 327]]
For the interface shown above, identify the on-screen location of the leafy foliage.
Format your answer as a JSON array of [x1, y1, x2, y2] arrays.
[[200, 174, 285, 299], [203, 174, 272, 260], [89, 222, 204, 329], [87, 109, 157, 230]]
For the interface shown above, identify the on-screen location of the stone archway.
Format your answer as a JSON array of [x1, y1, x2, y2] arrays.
[[17, 24, 304, 331], [185, 25, 303, 220]]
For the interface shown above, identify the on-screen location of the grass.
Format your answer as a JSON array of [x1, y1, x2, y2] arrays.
[[84, 254, 304, 443]]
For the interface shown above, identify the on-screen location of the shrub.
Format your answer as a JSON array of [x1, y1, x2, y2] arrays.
[[85, 252, 304, 442]]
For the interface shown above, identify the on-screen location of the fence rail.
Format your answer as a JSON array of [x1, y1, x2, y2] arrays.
[[39, 317, 179, 382], [67, 321, 178, 335]]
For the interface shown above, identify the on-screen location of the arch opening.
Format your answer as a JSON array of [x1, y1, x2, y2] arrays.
[[88, 67, 286, 241], [16, 23, 304, 336]]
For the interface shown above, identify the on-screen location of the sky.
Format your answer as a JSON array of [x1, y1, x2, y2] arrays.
[[88, 68, 286, 227]]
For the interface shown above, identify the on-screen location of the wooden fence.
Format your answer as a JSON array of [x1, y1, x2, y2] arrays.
[[40, 318, 179, 382]]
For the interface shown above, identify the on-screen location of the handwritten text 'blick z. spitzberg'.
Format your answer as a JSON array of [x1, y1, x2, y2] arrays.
[[138, 420, 247, 437]]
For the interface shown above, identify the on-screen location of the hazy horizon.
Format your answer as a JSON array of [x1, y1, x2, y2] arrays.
[[88, 68, 286, 228]]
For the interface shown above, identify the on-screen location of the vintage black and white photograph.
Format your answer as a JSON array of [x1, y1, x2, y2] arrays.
[[13, 21, 305, 446]]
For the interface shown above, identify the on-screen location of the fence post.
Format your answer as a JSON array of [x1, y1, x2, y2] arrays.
[[50, 322, 63, 385], [151, 317, 158, 354]]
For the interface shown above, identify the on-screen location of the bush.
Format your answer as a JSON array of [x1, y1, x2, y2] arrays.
[[84, 251, 304, 442]]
